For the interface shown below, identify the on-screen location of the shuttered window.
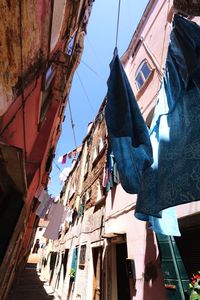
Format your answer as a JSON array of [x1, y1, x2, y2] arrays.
[[156, 234, 189, 300]]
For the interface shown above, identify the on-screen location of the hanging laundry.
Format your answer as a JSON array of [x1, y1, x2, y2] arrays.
[[35, 185, 44, 199], [136, 15, 200, 218], [105, 51, 153, 194], [58, 146, 82, 164], [65, 208, 73, 224], [62, 154, 68, 164], [43, 202, 64, 240], [148, 207, 180, 236], [105, 50, 180, 236], [35, 186, 46, 202], [134, 96, 181, 236], [36, 191, 53, 219], [103, 147, 119, 192]]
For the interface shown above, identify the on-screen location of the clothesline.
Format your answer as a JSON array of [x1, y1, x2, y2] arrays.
[[57, 145, 82, 164]]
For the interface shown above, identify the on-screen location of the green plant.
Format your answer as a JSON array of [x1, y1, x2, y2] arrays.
[[69, 268, 75, 279], [189, 271, 200, 300]]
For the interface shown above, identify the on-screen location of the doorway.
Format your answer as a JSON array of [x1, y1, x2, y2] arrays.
[[116, 243, 130, 300], [92, 247, 102, 300], [175, 225, 200, 278]]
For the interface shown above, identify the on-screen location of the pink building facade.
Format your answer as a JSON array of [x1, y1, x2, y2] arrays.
[[104, 0, 200, 299]]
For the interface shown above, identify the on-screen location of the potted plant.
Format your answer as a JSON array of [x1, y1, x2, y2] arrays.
[[69, 268, 75, 281], [189, 271, 200, 300]]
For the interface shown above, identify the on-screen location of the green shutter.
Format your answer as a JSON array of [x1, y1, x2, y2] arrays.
[[156, 234, 189, 300], [70, 247, 78, 279]]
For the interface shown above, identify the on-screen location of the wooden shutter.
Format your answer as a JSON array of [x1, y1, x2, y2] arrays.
[[156, 234, 189, 300]]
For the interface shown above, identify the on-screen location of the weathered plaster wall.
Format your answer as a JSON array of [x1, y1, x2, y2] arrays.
[[0, 0, 51, 116], [105, 185, 166, 300]]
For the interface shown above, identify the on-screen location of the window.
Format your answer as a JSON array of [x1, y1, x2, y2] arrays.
[[99, 137, 104, 152], [135, 60, 151, 90], [93, 137, 105, 163], [79, 245, 87, 267], [93, 147, 97, 162], [85, 190, 91, 202], [39, 63, 56, 124], [66, 33, 76, 56], [44, 64, 56, 90], [84, 153, 90, 176], [69, 180, 76, 198], [96, 180, 103, 202]]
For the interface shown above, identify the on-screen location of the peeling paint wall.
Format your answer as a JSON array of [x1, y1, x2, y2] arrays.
[[0, 0, 51, 116]]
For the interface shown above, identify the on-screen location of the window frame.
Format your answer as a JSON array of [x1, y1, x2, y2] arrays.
[[38, 63, 56, 127], [135, 60, 152, 91], [79, 244, 87, 268]]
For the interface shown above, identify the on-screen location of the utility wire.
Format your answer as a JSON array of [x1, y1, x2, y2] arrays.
[[85, 36, 104, 66], [19, 0, 27, 161], [81, 60, 105, 82], [53, 160, 62, 172], [68, 98, 78, 150], [0, 79, 38, 137], [76, 71, 95, 115]]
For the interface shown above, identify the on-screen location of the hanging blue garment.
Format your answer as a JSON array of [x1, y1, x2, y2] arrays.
[[135, 105, 181, 236], [105, 52, 153, 194], [105, 49, 180, 236], [148, 208, 180, 236], [105, 147, 119, 192], [136, 15, 200, 218]]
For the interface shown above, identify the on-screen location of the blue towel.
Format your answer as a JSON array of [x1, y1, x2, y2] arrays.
[[136, 15, 200, 218], [105, 52, 153, 194]]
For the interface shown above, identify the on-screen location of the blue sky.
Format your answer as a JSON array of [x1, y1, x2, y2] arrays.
[[48, 0, 149, 196]]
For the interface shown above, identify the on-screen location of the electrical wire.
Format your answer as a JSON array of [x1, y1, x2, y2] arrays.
[[0, 79, 38, 137], [85, 35, 105, 66], [76, 71, 95, 115], [80, 59, 105, 82], [53, 160, 62, 172], [19, 0, 27, 161], [68, 98, 78, 150]]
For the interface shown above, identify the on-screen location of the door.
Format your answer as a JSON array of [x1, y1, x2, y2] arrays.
[[116, 243, 130, 300], [93, 247, 102, 300]]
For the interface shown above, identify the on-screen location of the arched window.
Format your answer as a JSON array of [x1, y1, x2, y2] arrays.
[[135, 60, 151, 90]]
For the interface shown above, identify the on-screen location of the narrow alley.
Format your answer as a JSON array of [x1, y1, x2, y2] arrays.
[[7, 263, 54, 300], [1, 1, 200, 300]]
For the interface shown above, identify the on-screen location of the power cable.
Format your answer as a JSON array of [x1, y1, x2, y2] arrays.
[[68, 98, 78, 150], [19, 0, 27, 161], [80, 60, 105, 82], [0, 79, 38, 137], [76, 71, 95, 115], [53, 160, 62, 172]]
